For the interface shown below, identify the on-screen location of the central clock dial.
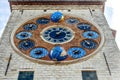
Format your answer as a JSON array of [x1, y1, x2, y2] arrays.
[[41, 26, 74, 44]]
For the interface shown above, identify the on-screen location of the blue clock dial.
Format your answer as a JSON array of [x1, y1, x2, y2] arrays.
[[68, 47, 86, 59], [24, 24, 37, 31], [36, 18, 50, 24], [30, 48, 48, 59], [66, 18, 79, 24], [18, 40, 35, 50], [83, 31, 99, 39], [16, 31, 32, 40], [81, 39, 97, 49], [41, 27, 74, 44], [77, 23, 91, 30]]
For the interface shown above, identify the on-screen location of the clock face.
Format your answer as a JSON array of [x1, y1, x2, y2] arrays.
[[41, 26, 74, 44], [11, 13, 104, 64]]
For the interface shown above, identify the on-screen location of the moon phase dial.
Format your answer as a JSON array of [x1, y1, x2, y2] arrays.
[[12, 13, 103, 64]]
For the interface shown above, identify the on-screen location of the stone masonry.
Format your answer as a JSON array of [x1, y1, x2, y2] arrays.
[[0, 4, 120, 80]]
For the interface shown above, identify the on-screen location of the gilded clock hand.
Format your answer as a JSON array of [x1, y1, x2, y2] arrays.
[[88, 33, 93, 36], [25, 42, 29, 46], [70, 19, 75, 23], [29, 24, 33, 28], [55, 31, 62, 37], [85, 40, 90, 45], [35, 50, 42, 54], [73, 50, 80, 54], [56, 31, 61, 35]]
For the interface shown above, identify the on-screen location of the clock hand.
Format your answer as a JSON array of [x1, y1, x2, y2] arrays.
[[55, 31, 62, 37], [21, 33, 27, 37], [56, 31, 61, 35], [73, 50, 80, 54], [29, 24, 33, 28], [85, 40, 90, 45], [35, 50, 42, 54]]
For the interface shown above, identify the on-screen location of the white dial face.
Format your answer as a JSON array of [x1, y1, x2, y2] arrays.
[[41, 26, 74, 44]]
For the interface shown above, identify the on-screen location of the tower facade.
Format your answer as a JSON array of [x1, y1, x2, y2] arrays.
[[0, 0, 120, 80]]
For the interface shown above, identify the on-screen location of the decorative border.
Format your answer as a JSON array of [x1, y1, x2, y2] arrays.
[[9, 1, 104, 5]]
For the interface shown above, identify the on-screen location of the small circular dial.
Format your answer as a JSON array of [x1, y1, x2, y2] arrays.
[[23, 24, 38, 31], [66, 18, 79, 24], [83, 31, 99, 39], [36, 18, 50, 24], [18, 39, 35, 50], [77, 23, 91, 30], [41, 26, 74, 44], [81, 39, 97, 49], [30, 47, 48, 59], [68, 47, 86, 59], [16, 31, 32, 40]]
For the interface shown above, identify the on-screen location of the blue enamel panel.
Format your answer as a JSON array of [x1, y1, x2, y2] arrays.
[[18, 40, 35, 50], [16, 31, 32, 40], [50, 11, 64, 22], [24, 24, 37, 31], [30, 48, 48, 59], [66, 18, 79, 24], [83, 31, 99, 39], [81, 39, 97, 49], [49, 46, 67, 61], [77, 23, 91, 30], [36, 18, 50, 24], [68, 47, 86, 59]]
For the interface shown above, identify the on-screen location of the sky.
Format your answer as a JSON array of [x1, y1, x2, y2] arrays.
[[0, 0, 120, 49]]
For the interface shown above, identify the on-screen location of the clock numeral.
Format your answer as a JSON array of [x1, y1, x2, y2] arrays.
[[66, 35, 72, 37], [59, 39, 64, 42], [52, 28, 56, 30], [45, 36, 50, 40], [63, 29, 67, 31], [63, 38, 68, 40], [43, 34, 49, 37], [44, 31, 49, 34], [56, 27, 60, 31], [49, 38, 55, 42], [66, 31, 71, 34], [48, 38, 52, 41], [53, 39, 57, 42], [48, 30, 52, 32], [59, 27, 63, 31]]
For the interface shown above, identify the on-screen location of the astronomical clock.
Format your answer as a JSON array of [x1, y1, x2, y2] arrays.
[[11, 11, 103, 64]]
